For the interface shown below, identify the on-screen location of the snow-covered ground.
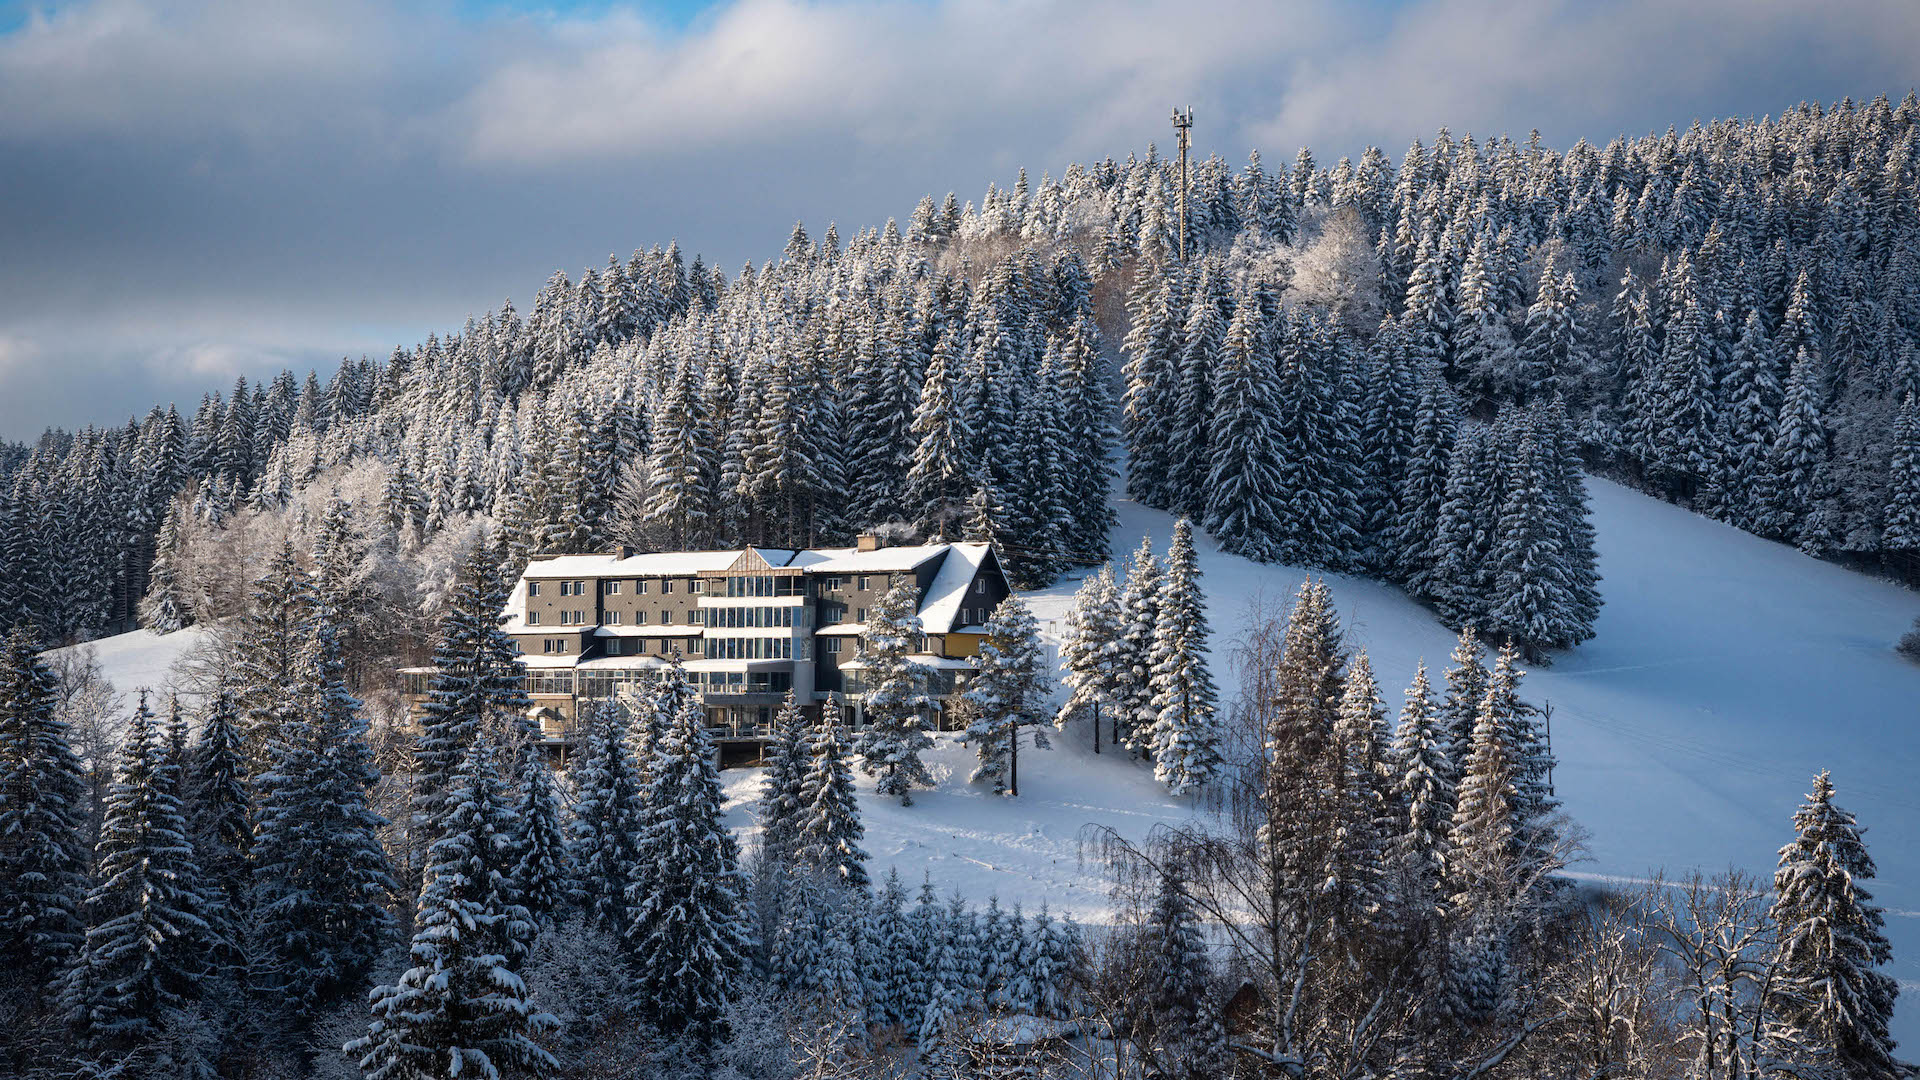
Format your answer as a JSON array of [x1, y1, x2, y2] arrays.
[[66, 479, 1920, 1041], [45, 626, 213, 702]]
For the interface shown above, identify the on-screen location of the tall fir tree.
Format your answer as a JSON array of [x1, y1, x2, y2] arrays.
[[1054, 563, 1126, 754], [0, 627, 89, 998], [627, 665, 749, 1047], [1147, 520, 1221, 794], [349, 735, 556, 1079], [61, 694, 213, 1064], [248, 616, 396, 1026], [852, 583, 934, 805], [1766, 771, 1901, 1080], [961, 595, 1053, 794], [792, 699, 870, 889]]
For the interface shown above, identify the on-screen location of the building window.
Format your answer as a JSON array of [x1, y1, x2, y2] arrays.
[[636, 611, 648, 626], [527, 581, 541, 597], [606, 610, 622, 625], [692, 579, 707, 594], [544, 638, 566, 654], [637, 580, 650, 595], [660, 610, 674, 625], [975, 579, 986, 594], [825, 637, 842, 655], [603, 581, 621, 595], [526, 611, 541, 626], [661, 579, 675, 595], [857, 575, 870, 591]]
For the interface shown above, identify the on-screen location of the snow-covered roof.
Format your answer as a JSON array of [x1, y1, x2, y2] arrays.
[[916, 543, 992, 633], [517, 654, 579, 669], [815, 623, 868, 636], [574, 656, 672, 670], [683, 658, 794, 672], [523, 549, 747, 578], [801, 543, 950, 573], [838, 653, 976, 672]]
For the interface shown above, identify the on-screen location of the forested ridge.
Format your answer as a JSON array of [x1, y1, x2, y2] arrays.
[[6, 93, 1920, 656]]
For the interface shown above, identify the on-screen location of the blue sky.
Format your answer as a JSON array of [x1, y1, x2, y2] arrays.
[[1, 0, 1917, 439]]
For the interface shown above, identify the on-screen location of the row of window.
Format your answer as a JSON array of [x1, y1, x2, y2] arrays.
[[704, 636, 801, 661], [705, 605, 802, 628], [531, 577, 697, 598], [601, 638, 697, 657], [722, 574, 806, 598]]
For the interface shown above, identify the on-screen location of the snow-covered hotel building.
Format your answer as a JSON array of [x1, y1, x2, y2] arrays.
[[424, 535, 1011, 760]]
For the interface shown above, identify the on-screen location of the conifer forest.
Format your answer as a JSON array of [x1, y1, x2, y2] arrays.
[[1, 67, 1916, 1079]]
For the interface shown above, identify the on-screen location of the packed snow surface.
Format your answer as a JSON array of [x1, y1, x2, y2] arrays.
[[67, 481, 1920, 1040]]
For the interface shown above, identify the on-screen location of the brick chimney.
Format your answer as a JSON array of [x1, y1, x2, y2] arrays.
[[856, 533, 883, 552]]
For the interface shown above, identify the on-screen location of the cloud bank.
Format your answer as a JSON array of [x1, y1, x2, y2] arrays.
[[2, 0, 1917, 438]]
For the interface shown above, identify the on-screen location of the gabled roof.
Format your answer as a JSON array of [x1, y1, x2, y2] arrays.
[[799, 543, 952, 573], [916, 543, 994, 632], [523, 550, 745, 577]]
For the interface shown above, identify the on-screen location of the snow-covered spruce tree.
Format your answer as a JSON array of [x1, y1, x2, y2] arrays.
[[1480, 641, 1559, 885], [1258, 577, 1348, 949], [1142, 866, 1227, 1080], [349, 735, 556, 1079], [626, 665, 749, 1047], [1766, 346, 1830, 544], [1885, 393, 1920, 559], [564, 698, 644, 933], [228, 543, 315, 775], [1448, 673, 1524, 919], [248, 615, 395, 1027], [852, 582, 934, 805], [1487, 422, 1569, 659], [867, 868, 916, 1029], [0, 627, 90, 999], [756, 689, 811, 865], [961, 594, 1052, 795], [1765, 771, 1902, 1080], [1054, 563, 1125, 755], [1438, 625, 1489, 758], [185, 691, 249, 977], [61, 693, 213, 1064], [140, 502, 193, 633], [1114, 535, 1163, 755], [1327, 650, 1398, 950], [1147, 520, 1221, 795], [907, 324, 976, 535], [793, 698, 870, 889], [509, 751, 572, 932], [1204, 283, 1285, 559], [416, 543, 532, 840], [1392, 661, 1455, 919]]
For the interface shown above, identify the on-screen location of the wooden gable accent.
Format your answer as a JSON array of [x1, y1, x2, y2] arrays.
[[728, 547, 775, 573]]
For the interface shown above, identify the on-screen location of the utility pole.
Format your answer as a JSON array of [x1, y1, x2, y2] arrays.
[[1171, 106, 1194, 261]]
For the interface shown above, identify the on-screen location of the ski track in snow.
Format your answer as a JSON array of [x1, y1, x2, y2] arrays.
[[64, 478, 1920, 1042]]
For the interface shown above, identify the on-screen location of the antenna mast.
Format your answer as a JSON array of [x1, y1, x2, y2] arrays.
[[1171, 106, 1194, 261]]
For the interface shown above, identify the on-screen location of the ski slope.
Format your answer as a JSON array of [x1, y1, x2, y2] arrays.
[[65, 480, 1920, 1041]]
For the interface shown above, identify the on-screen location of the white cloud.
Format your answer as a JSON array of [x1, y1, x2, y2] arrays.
[[3, 0, 1919, 438]]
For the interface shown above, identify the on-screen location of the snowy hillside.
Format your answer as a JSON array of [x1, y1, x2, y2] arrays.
[[740, 476, 1920, 1043], [68, 479, 1920, 1041], [45, 626, 212, 701]]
